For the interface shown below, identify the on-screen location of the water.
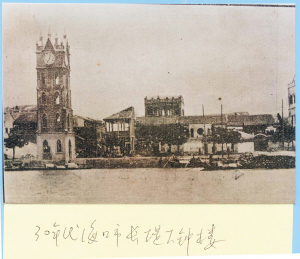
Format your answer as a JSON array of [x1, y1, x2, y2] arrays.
[[3, 168, 295, 204]]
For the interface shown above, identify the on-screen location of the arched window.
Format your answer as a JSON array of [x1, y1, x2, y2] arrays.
[[42, 114, 47, 128], [42, 92, 46, 104], [69, 139, 72, 158], [55, 92, 60, 104], [57, 140, 62, 152], [41, 74, 45, 85], [43, 140, 50, 153], [55, 73, 59, 85], [56, 113, 60, 123], [190, 128, 194, 138], [67, 114, 70, 131]]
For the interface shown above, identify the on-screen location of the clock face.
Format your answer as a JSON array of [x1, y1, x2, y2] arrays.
[[43, 52, 56, 65]]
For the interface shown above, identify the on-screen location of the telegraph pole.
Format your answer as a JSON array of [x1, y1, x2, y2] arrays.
[[203, 105, 206, 156], [282, 99, 284, 149]]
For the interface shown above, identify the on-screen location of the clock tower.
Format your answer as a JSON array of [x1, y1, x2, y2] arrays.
[[36, 31, 75, 163]]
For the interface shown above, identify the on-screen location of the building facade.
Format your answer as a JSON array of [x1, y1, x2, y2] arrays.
[[73, 115, 104, 158], [288, 76, 296, 127], [144, 96, 184, 117], [103, 107, 135, 156], [36, 32, 75, 162]]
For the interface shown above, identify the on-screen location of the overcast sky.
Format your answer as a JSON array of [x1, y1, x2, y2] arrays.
[[3, 4, 295, 119]]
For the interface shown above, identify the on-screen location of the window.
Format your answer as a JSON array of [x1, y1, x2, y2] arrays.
[[43, 140, 50, 153], [113, 123, 118, 131], [289, 95, 293, 105], [190, 128, 194, 138], [67, 114, 70, 131], [41, 74, 45, 85], [42, 92, 46, 104], [55, 92, 60, 104], [56, 113, 60, 123], [57, 140, 62, 152], [294, 94, 296, 104], [55, 73, 59, 85], [197, 128, 204, 135], [42, 114, 47, 128], [5, 128, 8, 134], [69, 140, 72, 158]]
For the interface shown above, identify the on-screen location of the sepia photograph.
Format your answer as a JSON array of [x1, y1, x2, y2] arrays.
[[2, 4, 295, 204]]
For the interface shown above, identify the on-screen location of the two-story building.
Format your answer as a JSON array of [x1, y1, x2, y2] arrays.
[[103, 107, 135, 156]]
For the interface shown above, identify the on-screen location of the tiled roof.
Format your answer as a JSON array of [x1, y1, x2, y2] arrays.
[[137, 114, 274, 126], [73, 114, 103, 123], [136, 115, 226, 125], [179, 115, 225, 124], [13, 113, 37, 124], [104, 107, 135, 120], [227, 114, 274, 126]]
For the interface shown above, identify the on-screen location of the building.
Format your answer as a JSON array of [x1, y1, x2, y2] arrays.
[[103, 107, 135, 156], [35, 32, 75, 163], [144, 95, 184, 117], [3, 105, 37, 139], [73, 115, 104, 157], [136, 95, 276, 155], [288, 76, 296, 127], [3, 105, 38, 160]]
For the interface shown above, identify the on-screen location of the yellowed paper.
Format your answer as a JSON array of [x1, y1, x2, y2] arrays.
[[4, 205, 293, 258]]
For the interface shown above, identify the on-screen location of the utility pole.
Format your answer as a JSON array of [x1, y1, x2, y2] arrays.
[[202, 105, 206, 156], [282, 99, 284, 149]]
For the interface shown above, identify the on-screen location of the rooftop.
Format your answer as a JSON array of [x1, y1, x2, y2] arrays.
[[104, 107, 135, 121]]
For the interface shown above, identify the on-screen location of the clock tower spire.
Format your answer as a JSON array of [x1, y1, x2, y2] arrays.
[[36, 32, 75, 163]]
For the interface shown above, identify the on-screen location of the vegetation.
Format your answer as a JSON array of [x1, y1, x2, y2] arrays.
[[135, 123, 189, 155], [4, 128, 28, 161]]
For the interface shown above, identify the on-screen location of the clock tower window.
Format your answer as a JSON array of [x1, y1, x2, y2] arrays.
[[43, 140, 50, 153], [57, 140, 62, 153], [42, 114, 47, 129], [55, 73, 59, 85], [42, 92, 46, 104], [56, 113, 61, 123], [67, 114, 70, 131], [41, 74, 46, 85], [55, 92, 60, 105]]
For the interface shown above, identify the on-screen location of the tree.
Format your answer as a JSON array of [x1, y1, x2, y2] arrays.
[[208, 127, 241, 154], [135, 123, 189, 155], [4, 128, 28, 161], [272, 113, 295, 148]]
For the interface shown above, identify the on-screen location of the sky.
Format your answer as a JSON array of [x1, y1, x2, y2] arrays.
[[2, 4, 295, 120]]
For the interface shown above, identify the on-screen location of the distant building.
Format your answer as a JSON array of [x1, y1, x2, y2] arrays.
[[3, 105, 37, 138], [288, 76, 296, 127], [103, 107, 135, 156], [73, 115, 104, 158], [144, 96, 184, 117], [3, 106, 38, 159]]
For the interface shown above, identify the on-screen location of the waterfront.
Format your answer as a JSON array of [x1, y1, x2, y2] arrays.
[[4, 168, 295, 204]]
